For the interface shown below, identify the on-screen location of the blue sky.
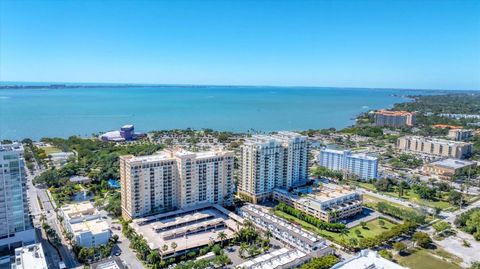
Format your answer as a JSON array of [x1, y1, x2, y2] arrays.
[[1, 0, 479, 90]]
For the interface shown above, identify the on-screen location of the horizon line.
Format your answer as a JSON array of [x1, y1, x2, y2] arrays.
[[0, 80, 479, 92]]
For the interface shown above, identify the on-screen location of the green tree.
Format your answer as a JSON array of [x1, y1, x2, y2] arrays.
[[393, 242, 407, 254], [301, 255, 339, 269], [379, 249, 393, 260], [432, 221, 451, 235], [413, 232, 432, 248]]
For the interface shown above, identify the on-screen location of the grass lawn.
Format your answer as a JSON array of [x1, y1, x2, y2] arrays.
[[273, 209, 396, 244], [356, 182, 451, 209], [362, 194, 411, 211], [42, 146, 62, 155], [395, 248, 462, 269]]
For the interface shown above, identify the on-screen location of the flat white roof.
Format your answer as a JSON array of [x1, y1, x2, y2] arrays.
[[71, 218, 110, 235], [238, 248, 307, 269], [331, 250, 408, 269], [14, 243, 48, 269], [127, 152, 174, 163], [429, 158, 476, 169]]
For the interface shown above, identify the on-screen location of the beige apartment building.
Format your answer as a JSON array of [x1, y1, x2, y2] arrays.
[[273, 184, 362, 223], [238, 131, 309, 203], [396, 136, 473, 159], [374, 110, 415, 127], [120, 149, 234, 220]]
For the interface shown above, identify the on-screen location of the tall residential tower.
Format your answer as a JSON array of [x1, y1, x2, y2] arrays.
[[0, 143, 35, 252], [239, 131, 309, 203], [120, 149, 234, 220]]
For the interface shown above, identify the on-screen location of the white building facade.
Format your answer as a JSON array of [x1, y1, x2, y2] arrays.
[[0, 143, 35, 252], [60, 202, 111, 247], [319, 149, 378, 180], [239, 132, 309, 203]]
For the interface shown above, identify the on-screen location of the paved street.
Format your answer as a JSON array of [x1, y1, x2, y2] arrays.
[[100, 210, 146, 269], [26, 165, 79, 269]]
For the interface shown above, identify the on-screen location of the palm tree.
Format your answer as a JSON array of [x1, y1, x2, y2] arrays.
[[171, 242, 177, 256], [243, 219, 254, 229], [217, 231, 227, 247], [264, 230, 272, 241], [161, 244, 168, 261], [239, 242, 248, 258]]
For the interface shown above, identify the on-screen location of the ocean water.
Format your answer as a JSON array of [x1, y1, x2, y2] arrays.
[[0, 86, 431, 140]]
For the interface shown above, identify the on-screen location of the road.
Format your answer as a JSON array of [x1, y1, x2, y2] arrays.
[[421, 199, 480, 267], [99, 209, 146, 269], [26, 165, 79, 269]]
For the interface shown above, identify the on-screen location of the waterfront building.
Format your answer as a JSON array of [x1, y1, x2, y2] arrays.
[[238, 204, 332, 256], [120, 149, 234, 220], [99, 124, 146, 142], [318, 148, 378, 180], [0, 143, 35, 252], [447, 129, 474, 141], [11, 243, 48, 269], [396, 136, 473, 159], [236, 248, 312, 269], [423, 159, 476, 180], [331, 249, 409, 269], [60, 202, 110, 247], [238, 131, 309, 203], [273, 183, 362, 223], [374, 110, 415, 127]]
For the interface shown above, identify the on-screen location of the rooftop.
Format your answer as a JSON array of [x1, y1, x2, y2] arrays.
[[61, 201, 96, 219], [432, 124, 464, 129], [402, 136, 472, 146], [331, 249, 409, 269], [237, 248, 307, 269], [130, 204, 241, 255], [376, 110, 413, 116], [70, 217, 110, 235], [274, 183, 361, 211], [243, 131, 305, 146], [428, 158, 476, 169], [240, 205, 324, 246], [91, 257, 125, 269], [0, 142, 23, 153], [123, 152, 174, 163], [13, 243, 48, 269]]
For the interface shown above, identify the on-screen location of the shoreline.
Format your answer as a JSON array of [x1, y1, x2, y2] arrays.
[[0, 89, 456, 141]]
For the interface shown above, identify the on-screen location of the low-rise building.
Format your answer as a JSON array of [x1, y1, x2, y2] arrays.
[[423, 158, 476, 180], [11, 243, 48, 269], [396, 136, 473, 159], [130, 204, 242, 258], [236, 248, 311, 269], [374, 110, 415, 127], [447, 129, 474, 141], [90, 257, 125, 269], [331, 249, 409, 269], [318, 148, 378, 180], [273, 183, 362, 223], [60, 202, 110, 247], [238, 205, 332, 256]]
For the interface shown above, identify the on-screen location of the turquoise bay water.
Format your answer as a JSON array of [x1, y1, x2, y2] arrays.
[[0, 86, 428, 140]]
